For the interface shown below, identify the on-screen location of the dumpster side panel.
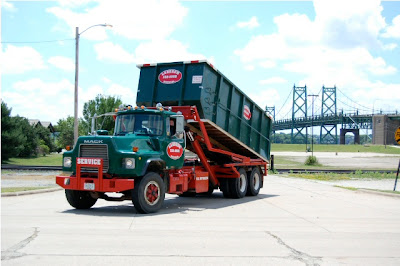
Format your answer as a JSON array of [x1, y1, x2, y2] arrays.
[[136, 62, 272, 161], [200, 65, 218, 121]]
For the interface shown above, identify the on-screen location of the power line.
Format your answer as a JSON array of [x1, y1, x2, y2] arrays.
[[1, 38, 75, 44]]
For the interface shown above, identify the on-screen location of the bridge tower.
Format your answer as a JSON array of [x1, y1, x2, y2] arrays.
[[291, 84, 308, 144], [320, 86, 338, 144], [266, 106, 275, 142]]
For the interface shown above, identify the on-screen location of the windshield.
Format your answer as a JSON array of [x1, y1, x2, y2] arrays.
[[115, 114, 163, 136]]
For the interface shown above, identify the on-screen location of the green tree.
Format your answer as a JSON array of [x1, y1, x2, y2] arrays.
[[55, 116, 86, 148], [16, 116, 39, 157], [35, 125, 56, 152], [1, 102, 26, 161], [83, 94, 122, 133]]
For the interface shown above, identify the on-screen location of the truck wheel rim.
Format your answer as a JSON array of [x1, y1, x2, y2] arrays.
[[144, 181, 160, 205], [253, 172, 260, 190], [239, 173, 247, 193]]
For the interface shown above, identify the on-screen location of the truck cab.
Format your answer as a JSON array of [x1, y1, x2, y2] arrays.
[[62, 104, 185, 177], [58, 104, 186, 213]]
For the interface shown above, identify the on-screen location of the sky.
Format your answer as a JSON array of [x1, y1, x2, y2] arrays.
[[1, 0, 400, 126]]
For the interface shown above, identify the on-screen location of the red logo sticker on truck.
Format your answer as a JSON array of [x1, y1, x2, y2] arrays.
[[243, 105, 252, 120], [158, 69, 182, 84], [167, 142, 183, 160]]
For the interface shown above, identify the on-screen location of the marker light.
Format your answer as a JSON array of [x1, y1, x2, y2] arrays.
[[65, 145, 72, 151], [135, 106, 138, 110], [141, 105, 145, 109], [133, 147, 139, 152]]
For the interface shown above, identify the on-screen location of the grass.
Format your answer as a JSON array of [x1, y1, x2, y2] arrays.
[[335, 185, 358, 191], [1, 187, 53, 193], [3, 153, 62, 166], [287, 171, 397, 181], [271, 143, 400, 154], [334, 186, 400, 195]]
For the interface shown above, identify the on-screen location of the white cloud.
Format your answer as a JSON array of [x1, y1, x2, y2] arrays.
[[248, 89, 281, 110], [382, 15, 400, 39], [2, 77, 137, 123], [259, 60, 276, 69], [234, 0, 397, 113], [94, 39, 206, 65], [94, 42, 135, 63], [106, 83, 136, 104], [2, 0, 17, 12], [134, 39, 206, 64], [48, 56, 75, 71], [382, 43, 398, 51], [260, 77, 288, 85], [2, 79, 74, 122], [82, 83, 136, 106], [244, 65, 255, 71], [314, 0, 386, 49], [47, 0, 188, 41], [236, 16, 259, 29], [1, 45, 46, 74]]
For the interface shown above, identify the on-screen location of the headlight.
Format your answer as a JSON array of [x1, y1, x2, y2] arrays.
[[123, 158, 135, 169], [63, 157, 72, 168]]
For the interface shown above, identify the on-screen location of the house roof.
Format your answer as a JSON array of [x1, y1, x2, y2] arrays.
[[28, 119, 55, 133]]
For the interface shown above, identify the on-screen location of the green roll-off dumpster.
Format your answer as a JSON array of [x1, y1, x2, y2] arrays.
[[137, 60, 272, 161]]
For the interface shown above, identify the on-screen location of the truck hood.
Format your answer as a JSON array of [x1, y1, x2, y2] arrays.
[[79, 135, 159, 153]]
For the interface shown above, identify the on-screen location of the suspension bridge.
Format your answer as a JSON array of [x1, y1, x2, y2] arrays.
[[266, 85, 400, 145]]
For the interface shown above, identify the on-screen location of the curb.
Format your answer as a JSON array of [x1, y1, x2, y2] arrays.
[[1, 187, 63, 197], [356, 189, 400, 198]]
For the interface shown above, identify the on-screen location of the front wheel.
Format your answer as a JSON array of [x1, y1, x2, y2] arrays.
[[65, 190, 97, 209], [132, 172, 165, 214]]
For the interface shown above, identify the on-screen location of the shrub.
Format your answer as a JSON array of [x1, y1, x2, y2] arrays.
[[305, 155, 319, 166]]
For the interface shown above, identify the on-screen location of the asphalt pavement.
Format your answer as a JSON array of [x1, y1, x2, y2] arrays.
[[2, 174, 400, 265]]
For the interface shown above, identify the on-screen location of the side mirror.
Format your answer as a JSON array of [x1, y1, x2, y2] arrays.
[[171, 114, 184, 139]]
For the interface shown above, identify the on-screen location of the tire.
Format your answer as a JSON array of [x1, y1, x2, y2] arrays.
[[65, 189, 97, 209], [219, 178, 231, 198], [246, 167, 262, 196], [228, 168, 248, 199], [132, 172, 165, 214]]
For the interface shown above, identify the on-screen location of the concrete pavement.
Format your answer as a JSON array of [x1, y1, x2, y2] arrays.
[[2, 175, 400, 265]]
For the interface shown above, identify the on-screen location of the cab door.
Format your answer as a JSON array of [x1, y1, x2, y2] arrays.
[[162, 115, 185, 170]]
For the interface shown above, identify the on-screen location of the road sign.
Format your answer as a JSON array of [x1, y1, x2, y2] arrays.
[[396, 126, 400, 144]]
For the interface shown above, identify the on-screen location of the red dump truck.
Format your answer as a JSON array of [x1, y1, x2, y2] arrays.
[[56, 60, 272, 213]]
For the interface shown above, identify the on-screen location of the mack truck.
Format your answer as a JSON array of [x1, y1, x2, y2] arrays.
[[56, 60, 273, 214]]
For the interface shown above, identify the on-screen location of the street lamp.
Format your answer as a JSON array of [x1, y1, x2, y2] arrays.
[[74, 24, 113, 145], [308, 94, 318, 156]]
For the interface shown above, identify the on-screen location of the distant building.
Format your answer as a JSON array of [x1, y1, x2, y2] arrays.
[[28, 119, 56, 139]]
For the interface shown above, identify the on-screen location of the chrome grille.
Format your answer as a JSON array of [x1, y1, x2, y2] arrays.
[[79, 144, 109, 172]]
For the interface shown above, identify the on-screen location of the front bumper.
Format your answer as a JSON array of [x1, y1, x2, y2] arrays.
[[56, 176, 135, 192]]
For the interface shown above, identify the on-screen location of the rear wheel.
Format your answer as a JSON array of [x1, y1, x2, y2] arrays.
[[65, 190, 97, 209], [132, 172, 165, 214], [227, 168, 247, 199], [220, 178, 231, 198], [246, 167, 262, 196]]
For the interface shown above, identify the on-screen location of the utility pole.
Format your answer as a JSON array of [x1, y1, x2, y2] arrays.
[[73, 24, 112, 145]]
